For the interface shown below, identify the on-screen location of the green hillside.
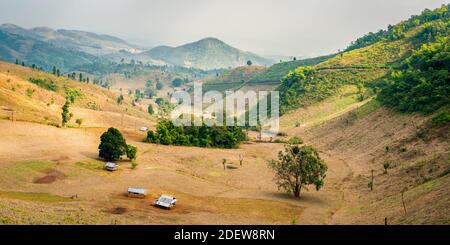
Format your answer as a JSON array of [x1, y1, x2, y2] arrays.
[[202, 55, 334, 93], [279, 4, 449, 114], [248, 54, 335, 85]]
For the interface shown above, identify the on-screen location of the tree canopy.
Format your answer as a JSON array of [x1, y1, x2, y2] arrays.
[[377, 36, 449, 114], [98, 128, 136, 162], [346, 4, 449, 51], [268, 145, 327, 198], [145, 120, 246, 149]]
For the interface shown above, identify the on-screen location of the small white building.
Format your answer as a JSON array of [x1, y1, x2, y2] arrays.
[[127, 188, 147, 198]]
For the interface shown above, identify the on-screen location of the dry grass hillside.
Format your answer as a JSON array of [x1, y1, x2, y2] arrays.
[[281, 98, 449, 224], [0, 61, 155, 129], [276, 17, 449, 224]]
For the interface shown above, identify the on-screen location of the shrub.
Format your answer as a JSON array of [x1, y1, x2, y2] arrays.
[[117, 95, 124, 105], [288, 137, 304, 145], [148, 104, 154, 115], [171, 78, 184, 87], [75, 118, 83, 127], [156, 80, 164, 90], [383, 162, 391, 174], [26, 88, 35, 97], [432, 112, 450, 126], [126, 144, 137, 160], [64, 88, 83, 103], [29, 78, 57, 91]]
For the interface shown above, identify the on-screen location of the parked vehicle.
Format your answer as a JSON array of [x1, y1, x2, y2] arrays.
[[154, 195, 177, 209], [104, 162, 118, 171]]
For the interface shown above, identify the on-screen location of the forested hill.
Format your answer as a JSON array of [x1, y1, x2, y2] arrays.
[[346, 4, 449, 51], [278, 4, 449, 115]]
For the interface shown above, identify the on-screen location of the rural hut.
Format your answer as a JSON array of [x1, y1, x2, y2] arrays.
[[127, 188, 147, 198]]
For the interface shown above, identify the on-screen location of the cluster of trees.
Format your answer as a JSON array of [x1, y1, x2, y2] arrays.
[[61, 88, 85, 126], [145, 120, 247, 149], [98, 128, 137, 161], [29, 78, 57, 91], [143, 79, 165, 99], [67, 72, 91, 83], [144, 80, 157, 98], [377, 36, 449, 114], [155, 98, 175, 116], [52, 66, 61, 77], [346, 4, 449, 51], [278, 66, 315, 114], [64, 87, 83, 104]]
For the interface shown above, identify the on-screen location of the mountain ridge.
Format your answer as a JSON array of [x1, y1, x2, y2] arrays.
[[0, 24, 275, 71]]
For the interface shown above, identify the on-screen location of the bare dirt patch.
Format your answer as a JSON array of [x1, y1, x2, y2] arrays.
[[110, 207, 127, 215], [33, 169, 66, 184]]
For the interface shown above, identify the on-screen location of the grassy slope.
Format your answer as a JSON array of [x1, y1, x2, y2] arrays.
[[249, 54, 335, 84], [202, 55, 334, 93], [0, 61, 154, 126], [202, 66, 267, 92], [278, 21, 441, 114], [279, 21, 449, 224]]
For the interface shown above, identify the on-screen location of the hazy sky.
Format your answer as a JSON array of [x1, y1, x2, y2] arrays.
[[0, 0, 448, 57]]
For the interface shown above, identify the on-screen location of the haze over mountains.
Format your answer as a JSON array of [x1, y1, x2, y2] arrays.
[[0, 24, 274, 72]]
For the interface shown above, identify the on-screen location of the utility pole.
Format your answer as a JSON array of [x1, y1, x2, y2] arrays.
[[401, 188, 407, 215]]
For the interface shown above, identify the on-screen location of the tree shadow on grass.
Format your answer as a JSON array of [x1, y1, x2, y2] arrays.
[[270, 192, 324, 205]]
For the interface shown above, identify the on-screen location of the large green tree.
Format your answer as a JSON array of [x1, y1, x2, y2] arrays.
[[98, 128, 128, 161], [268, 145, 327, 198]]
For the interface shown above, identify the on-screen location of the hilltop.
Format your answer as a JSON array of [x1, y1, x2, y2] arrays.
[[144, 37, 274, 70]]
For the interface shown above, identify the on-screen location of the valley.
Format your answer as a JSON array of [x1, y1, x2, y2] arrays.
[[0, 4, 448, 225]]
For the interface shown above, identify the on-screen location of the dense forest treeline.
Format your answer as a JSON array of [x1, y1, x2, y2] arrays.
[[145, 120, 247, 149], [346, 4, 449, 51]]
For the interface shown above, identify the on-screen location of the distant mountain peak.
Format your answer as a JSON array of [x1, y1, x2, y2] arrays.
[[0, 23, 22, 29], [197, 37, 224, 43], [146, 37, 274, 70]]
